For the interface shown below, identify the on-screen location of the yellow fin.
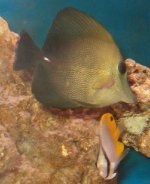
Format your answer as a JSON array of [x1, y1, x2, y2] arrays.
[[116, 142, 125, 158]]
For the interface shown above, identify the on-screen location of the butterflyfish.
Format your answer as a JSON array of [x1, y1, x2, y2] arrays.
[[97, 113, 128, 180], [13, 7, 135, 108]]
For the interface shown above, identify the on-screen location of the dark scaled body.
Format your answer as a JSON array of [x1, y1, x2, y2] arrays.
[[14, 8, 135, 108]]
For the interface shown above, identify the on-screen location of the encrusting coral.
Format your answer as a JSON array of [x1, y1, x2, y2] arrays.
[[0, 17, 149, 184]]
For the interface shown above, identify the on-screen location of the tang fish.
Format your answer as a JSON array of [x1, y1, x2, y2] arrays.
[[13, 7, 135, 108], [97, 113, 128, 180]]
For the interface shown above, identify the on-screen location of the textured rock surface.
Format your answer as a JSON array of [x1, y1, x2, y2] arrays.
[[0, 17, 149, 183], [116, 59, 150, 157]]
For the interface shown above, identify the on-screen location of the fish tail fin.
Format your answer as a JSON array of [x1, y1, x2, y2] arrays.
[[13, 31, 43, 70]]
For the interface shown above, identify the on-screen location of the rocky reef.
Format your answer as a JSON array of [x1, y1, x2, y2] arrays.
[[0, 17, 149, 184]]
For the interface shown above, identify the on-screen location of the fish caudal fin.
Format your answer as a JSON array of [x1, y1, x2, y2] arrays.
[[13, 31, 43, 70]]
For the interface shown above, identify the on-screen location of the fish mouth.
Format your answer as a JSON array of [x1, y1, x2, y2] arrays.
[[124, 92, 136, 104], [121, 81, 136, 104]]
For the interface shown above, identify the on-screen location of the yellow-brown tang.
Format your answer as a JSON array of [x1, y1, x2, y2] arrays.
[[14, 7, 135, 108]]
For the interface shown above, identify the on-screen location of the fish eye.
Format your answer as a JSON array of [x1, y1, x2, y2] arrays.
[[110, 116, 114, 121], [118, 62, 127, 74]]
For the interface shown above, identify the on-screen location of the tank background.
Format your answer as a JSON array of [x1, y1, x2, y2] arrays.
[[0, 0, 150, 66], [118, 149, 150, 184], [0, 0, 150, 184]]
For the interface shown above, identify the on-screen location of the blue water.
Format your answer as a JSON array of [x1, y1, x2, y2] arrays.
[[118, 150, 150, 184], [0, 1, 150, 184], [0, 0, 150, 66]]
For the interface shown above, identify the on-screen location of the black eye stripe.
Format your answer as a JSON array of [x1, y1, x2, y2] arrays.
[[118, 62, 127, 74]]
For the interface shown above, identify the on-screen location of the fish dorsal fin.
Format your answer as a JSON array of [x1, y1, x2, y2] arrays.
[[43, 7, 115, 54]]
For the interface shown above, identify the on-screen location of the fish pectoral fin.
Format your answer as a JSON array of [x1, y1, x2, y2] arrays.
[[14, 31, 43, 70], [93, 78, 115, 90], [43, 7, 115, 53]]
